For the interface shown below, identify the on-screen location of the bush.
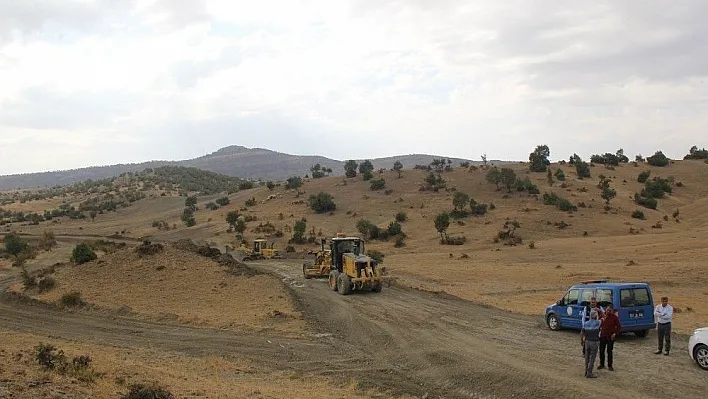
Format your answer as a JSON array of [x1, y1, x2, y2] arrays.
[[637, 170, 651, 183], [71, 243, 97, 264], [60, 291, 85, 308], [647, 151, 670, 167], [367, 250, 384, 263], [20, 267, 36, 289], [394, 235, 406, 248], [121, 383, 175, 399], [38, 276, 56, 293], [470, 203, 488, 216], [634, 194, 658, 210], [631, 210, 646, 219], [370, 178, 386, 191], [441, 236, 467, 245], [308, 192, 337, 213], [395, 212, 407, 223], [135, 240, 164, 256], [4, 233, 28, 256], [642, 177, 672, 198]]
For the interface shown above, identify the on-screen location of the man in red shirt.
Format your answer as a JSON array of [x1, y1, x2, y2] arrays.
[[598, 303, 621, 371]]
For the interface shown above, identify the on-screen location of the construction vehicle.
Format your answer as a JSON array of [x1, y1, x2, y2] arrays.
[[236, 238, 282, 261], [302, 233, 390, 294]]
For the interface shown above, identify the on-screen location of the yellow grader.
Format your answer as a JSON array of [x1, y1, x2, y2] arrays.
[[236, 238, 282, 261], [302, 233, 390, 294]]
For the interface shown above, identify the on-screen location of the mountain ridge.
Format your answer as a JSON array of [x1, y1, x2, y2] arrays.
[[0, 145, 506, 190]]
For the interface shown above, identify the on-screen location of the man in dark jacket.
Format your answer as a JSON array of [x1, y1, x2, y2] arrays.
[[598, 304, 621, 371]]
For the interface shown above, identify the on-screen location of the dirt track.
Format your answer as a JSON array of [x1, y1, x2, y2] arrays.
[[1, 256, 707, 398]]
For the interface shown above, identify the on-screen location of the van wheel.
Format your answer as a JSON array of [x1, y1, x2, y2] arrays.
[[634, 330, 649, 338], [547, 314, 560, 331]]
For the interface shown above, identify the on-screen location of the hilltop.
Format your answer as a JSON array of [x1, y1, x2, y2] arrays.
[[0, 144, 494, 190]]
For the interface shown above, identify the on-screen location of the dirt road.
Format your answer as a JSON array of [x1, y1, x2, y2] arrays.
[[1, 255, 706, 398]]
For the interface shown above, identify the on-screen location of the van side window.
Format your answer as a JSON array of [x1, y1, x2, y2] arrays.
[[564, 289, 579, 305], [597, 289, 612, 308], [620, 288, 651, 307], [580, 289, 594, 306]]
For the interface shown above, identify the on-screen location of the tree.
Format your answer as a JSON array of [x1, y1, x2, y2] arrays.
[[358, 160, 374, 176], [285, 176, 303, 189], [71, 243, 97, 265], [647, 151, 670, 167], [370, 178, 386, 191], [185, 196, 198, 211], [266, 181, 275, 190], [234, 219, 247, 237], [528, 145, 550, 172], [685, 145, 708, 160], [546, 169, 554, 186], [225, 211, 240, 229], [344, 160, 358, 178], [293, 219, 307, 243], [599, 177, 616, 206], [310, 163, 326, 179], [485, 167, 502, 189], [452, 192, 470, 212], [499, 168, 517, 192], [215, 196, 230, 206], [89, 210, 97, 222], [434, 213, 450, 240], [393, 161, 403, 178], [308, 192, 337, 213], [181, 208, 196, 227], [3, 233, 28, 256], [481, 153, 488, 169], [616, 148, 629, 163]]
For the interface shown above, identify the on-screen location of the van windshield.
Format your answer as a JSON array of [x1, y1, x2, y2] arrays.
[[620, 288, 650, 307]]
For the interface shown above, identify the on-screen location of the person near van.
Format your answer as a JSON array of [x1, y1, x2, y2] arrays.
[[581, 310, 601, 378], [581, 297, 605, 356], [654, 296, 673, 355], [598, 304, 621, 371]]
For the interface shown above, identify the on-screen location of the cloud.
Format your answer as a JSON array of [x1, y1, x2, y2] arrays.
[[1, 0, 707, 175]]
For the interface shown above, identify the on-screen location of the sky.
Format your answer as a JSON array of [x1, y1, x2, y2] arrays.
[[1, 0, 707, 175]]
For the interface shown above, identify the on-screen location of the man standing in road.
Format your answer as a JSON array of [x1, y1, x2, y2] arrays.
[[598, 304, 621, 371], [654, 296, 673, 356], [581, 297, 604, 356], [581, 310, 601, 378]]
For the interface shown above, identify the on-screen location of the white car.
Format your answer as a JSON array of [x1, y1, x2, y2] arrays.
[[689, 327, 708, 371]]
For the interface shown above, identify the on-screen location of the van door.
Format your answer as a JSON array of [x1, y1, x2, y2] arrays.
[[619, 286, 654, 330], [558, 288, 581, 328]]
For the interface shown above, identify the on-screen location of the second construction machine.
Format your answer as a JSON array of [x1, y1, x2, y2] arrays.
[[302, 233, 390, 294]]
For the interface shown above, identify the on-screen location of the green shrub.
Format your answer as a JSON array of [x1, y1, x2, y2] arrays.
[[634, 194, 658, 210], [308, 192, 336, 213], [60, 291, 85, 308], [647, 151, 670, 167], [367, 250, 384, 263], [370, 178, 386, 191], [38, 276, 56, 293], [71, 243, 97, 264], [637, 170, 651, 183], [395, 212, 407, 223], [3, 233, 28, 256], [394, 235, 406, 248], [631, 210, 646, 219], [20, 267, 36, 289]]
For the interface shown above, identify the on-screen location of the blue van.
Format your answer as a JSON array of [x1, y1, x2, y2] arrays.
[[544, 280, 655, 337]]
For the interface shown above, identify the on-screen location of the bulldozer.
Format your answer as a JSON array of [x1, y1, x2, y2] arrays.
[[236, 238, 282, 261], [302, 233, 390, 294]]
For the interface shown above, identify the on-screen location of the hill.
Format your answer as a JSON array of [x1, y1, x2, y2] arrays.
[[5, 157, 708, 333], [0, 144, 494, 190]]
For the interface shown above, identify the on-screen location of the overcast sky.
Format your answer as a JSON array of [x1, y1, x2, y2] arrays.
[[1, 0, 707, 175]]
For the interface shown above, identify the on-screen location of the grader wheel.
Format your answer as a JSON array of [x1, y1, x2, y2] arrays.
[[329, 270, 340, 291], [337, 273, 352, 295]]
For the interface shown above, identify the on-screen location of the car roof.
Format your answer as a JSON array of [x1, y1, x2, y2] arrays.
[[570, 282, 649, 288], [331, 237, 361, 241]]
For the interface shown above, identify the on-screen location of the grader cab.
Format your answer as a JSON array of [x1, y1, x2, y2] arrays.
[[238, 238, 282, 261], [302, 233, 390, 294]]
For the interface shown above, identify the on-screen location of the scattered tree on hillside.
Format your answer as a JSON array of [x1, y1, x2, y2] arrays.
[[308, 192, 337, 213], [225, 211, 240, 230], [292, 219, 307, 244], [647, 151, 670, 167], [370, 178, 386, 191], [571, 155, 591, 178], [215, 196, 230, 206], [499, 168, 517, 192], [422, 172, 446, 191], [452, 191, 470, 213], [234, 219, 247, 237], [185, 196, 198, 212], [3, 233, 28, 256], [598, 177, 617, 208], [89, 210, 97, 222], [684, 145, 708, 160], [181, 208, 196, 227], [344, 160, 358, 178], [528, 145, 551, 172], [393, 161, 403, 178], [616, 148, 629, 163], [285, 176, 303, 190], [485, 167, 501, 189], [266, 181, 275, 190], [310, 163, 332, 178], [547, 169, 554, 186], [635, 154, 645, 163], [71, 243, 97, 265], [359, 160, 374, 181], [434, 212, 450, 240], [481, 153, 488, 169]]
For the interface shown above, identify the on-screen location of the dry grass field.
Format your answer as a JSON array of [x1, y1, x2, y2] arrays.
[[3, 158, 708, 397], [10, 159, 707, 333]]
